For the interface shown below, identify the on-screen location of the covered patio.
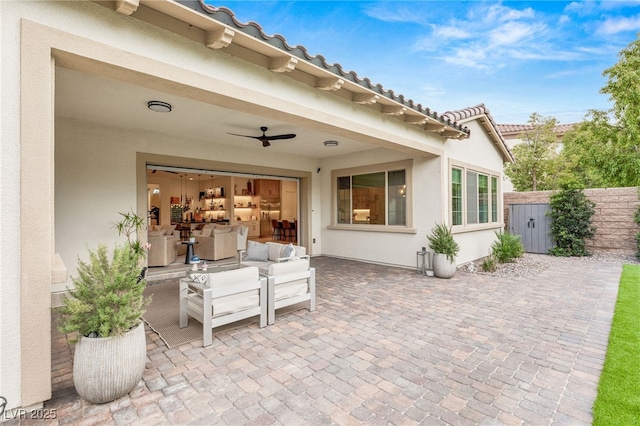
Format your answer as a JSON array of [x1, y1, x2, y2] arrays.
[[48, 255, 621, 424]]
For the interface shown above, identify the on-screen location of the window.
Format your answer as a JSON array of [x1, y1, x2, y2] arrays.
[[452, 169, 462, 226], [336, 169, 406, 226], [491, 176, 498, 222], [451, 165, 500, 227]]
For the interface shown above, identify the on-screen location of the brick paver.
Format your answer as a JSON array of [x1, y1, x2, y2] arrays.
[[39, 254, 621, 425]]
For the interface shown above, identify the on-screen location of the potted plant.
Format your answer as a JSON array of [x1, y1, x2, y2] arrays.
[[427, 223, 460, 279], [189, 232, 196, 243], [57, 210, 151, 404]]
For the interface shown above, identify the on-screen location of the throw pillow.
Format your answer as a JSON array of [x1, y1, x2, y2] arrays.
[[246, 241, 269, 261], [190, 273, 208, 285], [199, 228, 212, 238], [148, 230, 163, 237], [281, 243, 295, 258]]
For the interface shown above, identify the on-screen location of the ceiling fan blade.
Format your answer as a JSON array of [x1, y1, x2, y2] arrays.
[[227, 132, 261, 139], [228, 127, 296, 147], [264, 133, 296, 141]]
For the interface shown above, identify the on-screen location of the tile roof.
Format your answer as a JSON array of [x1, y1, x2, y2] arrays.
[[497, 123, 576, 137], [175, 0, 470, 137], [442, 104, 514, 162]]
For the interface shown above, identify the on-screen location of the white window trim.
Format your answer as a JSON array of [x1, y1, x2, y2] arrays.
[[329, 160, 416, 233], [449, 159, 503, 234]]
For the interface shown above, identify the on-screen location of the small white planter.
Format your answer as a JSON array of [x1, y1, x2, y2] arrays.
[[432, 253, 457, 279], [73, 322, 146, 404], [189, 237, 196, 243]]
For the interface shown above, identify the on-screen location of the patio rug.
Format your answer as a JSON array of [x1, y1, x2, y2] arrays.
[[142, 280, 315, 348], [142, 280, 259, 348]]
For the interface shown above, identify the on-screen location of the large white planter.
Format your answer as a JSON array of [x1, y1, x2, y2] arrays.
[[432, 253, 457, 279], [73, 322, 147, 404]]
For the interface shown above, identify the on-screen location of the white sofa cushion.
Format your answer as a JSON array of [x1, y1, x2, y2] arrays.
[[268, 259, 310, 302], [246, 241, 269, 261], [206, 267, 260, 317], [267, 242, 282, 261]]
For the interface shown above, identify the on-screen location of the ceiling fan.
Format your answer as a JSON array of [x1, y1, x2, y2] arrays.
[[228, 126, 296, 147]]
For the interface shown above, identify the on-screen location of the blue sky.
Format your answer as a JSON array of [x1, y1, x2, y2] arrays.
[[209, 1, 640, 124]]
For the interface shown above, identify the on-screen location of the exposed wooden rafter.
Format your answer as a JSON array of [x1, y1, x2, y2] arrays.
[[205, 28, 235, 49], [269, 56, 298, 73], [352, 93, 379, 105], [316, 77, 344, 91], [122, 0, 471, 139], [382, 105, 406, 116], [404, 115, 429, 125], [115, 0, 139, 15]]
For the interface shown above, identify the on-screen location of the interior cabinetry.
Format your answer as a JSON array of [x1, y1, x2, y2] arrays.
[[352, 187, 385, 224], [255, 179, 280, 197], [198, 195, 226, 222], [233, 195, 258, 221], [243, 220, 260, 237]]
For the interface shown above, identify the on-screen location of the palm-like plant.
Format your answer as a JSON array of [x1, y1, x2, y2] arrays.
[[427, 223, 460, 262]]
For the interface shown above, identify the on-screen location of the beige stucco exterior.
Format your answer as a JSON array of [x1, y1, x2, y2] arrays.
[[1, 1, 510, 411]]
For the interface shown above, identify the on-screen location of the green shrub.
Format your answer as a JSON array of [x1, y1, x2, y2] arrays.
[[482, 255, 498, 272], [58, 210, 151, 341], [548, 185, 596, 257], [427, 223, 460, 262], [491, 231, 525, 263], [58, 244, 149, 339]]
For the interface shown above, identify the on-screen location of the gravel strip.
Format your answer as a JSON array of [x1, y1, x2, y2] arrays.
[[459, 252, 639, 279]]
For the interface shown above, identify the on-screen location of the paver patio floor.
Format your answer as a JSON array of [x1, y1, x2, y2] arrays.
[[45, 254, 622, 425]]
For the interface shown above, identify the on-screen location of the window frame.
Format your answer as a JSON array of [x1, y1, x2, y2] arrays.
[[329, 160, 416, 234], [449, 160, 502, 231]]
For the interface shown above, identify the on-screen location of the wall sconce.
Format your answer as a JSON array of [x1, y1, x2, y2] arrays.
[[147, 101, 172, 113]]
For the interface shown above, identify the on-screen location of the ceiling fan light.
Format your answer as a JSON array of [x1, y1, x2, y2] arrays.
[[147, 101, 172, 113], [324, 140, 339, 147]]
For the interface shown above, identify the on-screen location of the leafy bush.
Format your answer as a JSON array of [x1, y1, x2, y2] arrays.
[[482, 255, 498, 272], [427, 223, 460, 262], [548, 186, 596, 257], [58, 244, 149, 339], [58, 211, 151, 340], [491, 231, 525, 263]]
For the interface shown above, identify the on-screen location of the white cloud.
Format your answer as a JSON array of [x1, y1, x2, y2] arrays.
[[488, 21, 544, 46], [597, 14, 640, 34], [480, 3, 535, 24], [433, 26, 470, 40]]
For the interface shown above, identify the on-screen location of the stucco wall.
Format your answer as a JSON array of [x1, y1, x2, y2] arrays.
[[2, 0, 513, 409], [504, 187, 640, 255]]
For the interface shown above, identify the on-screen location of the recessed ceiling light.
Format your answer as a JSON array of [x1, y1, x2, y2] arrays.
[[324, 140, 339, 147], [147, 101, 172, 113]]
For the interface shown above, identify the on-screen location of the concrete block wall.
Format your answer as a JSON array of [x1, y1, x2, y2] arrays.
[[504, 187, 640, 255]]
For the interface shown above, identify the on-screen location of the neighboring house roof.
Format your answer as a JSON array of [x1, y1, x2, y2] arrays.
[[156, 0, 470, 139], [497, 123, 576, 140], [442, 104, 514, 163]]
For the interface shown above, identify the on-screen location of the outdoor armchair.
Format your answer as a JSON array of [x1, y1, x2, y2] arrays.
[[179, 266, 267, 347]]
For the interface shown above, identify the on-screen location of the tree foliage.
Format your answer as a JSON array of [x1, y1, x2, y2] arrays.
[[558, 36, 640, 188], [507, 36, 640, 190], [504, 113, 562, 191]]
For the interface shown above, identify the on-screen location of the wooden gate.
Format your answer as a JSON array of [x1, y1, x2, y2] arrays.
[[508, 203, 554, 254]]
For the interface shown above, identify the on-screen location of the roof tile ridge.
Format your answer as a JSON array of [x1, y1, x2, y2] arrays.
[[193, 0, 466, 133]]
